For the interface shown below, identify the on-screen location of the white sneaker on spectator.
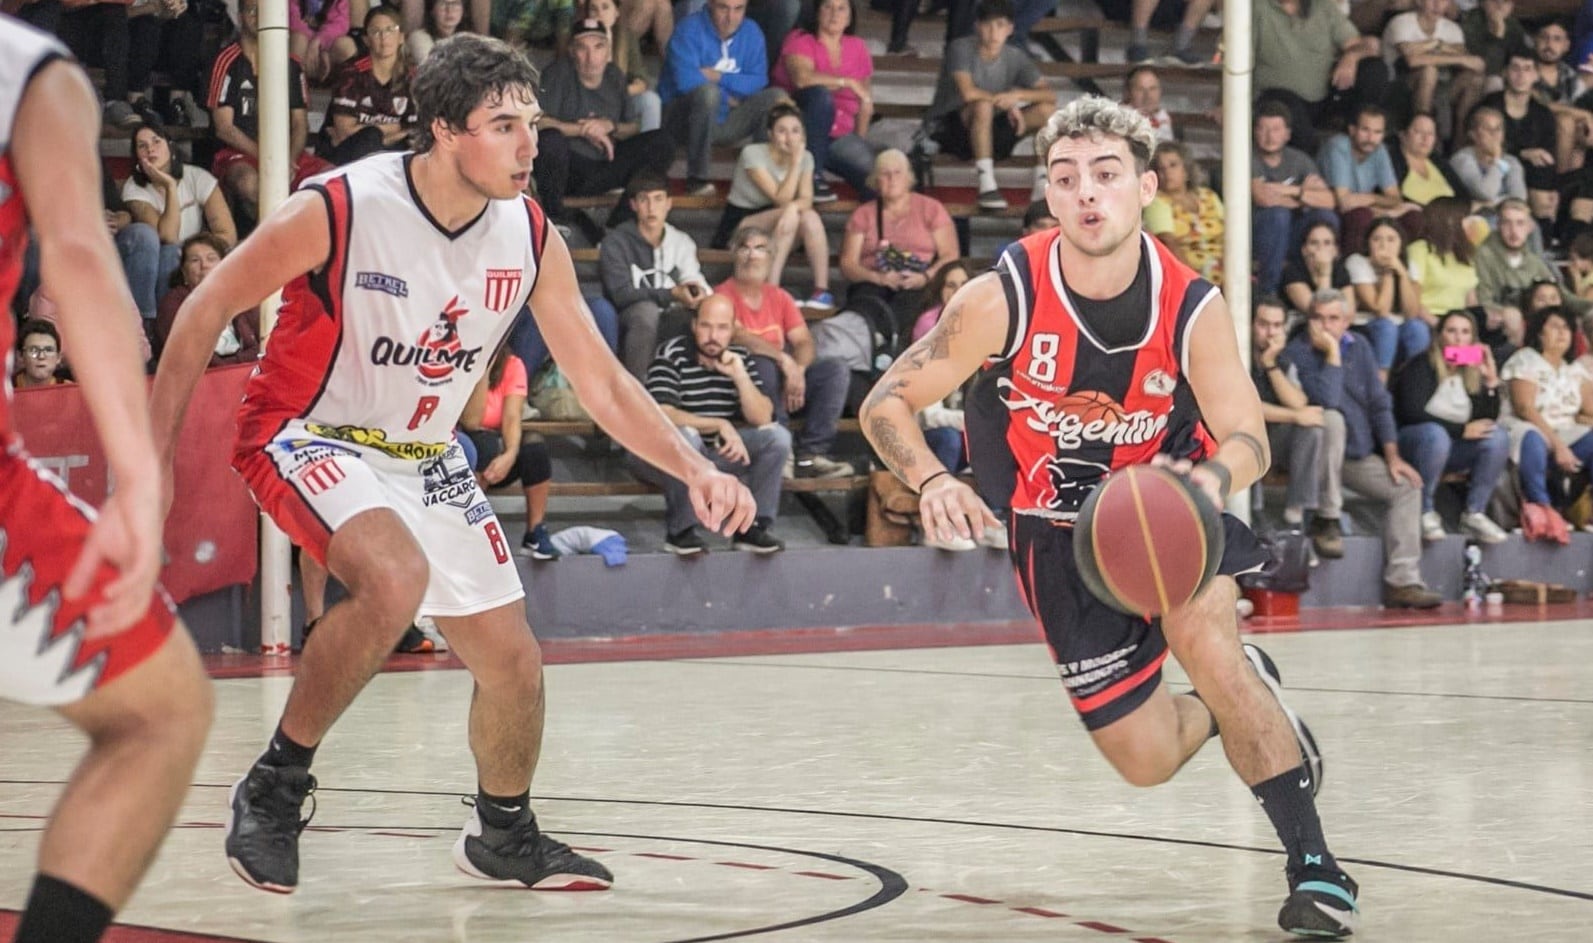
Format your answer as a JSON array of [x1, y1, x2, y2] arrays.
[[1459, 511, 1508, 544], [1420, 511, 1447, 542], [923, 530, 977, 551], [978, 521, 1009, 550], [414, 616, 448, 652]]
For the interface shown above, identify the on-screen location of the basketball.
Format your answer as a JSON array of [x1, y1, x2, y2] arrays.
[[1057, 390, 1124, 425], [1074, 464, 1225, 618]]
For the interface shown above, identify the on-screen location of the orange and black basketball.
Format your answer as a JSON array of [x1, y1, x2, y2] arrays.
[[1074, 464, 1224, 618], [1056, 390, 1123, 425]]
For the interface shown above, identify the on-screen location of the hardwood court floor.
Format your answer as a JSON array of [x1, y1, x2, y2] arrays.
[[2, 612, 1591, 941]]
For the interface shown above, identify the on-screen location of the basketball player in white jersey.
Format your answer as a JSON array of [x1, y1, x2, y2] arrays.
[[0, 15, 212, 943], [860, 97, 1360, 938], [149, 34, 756, 894]]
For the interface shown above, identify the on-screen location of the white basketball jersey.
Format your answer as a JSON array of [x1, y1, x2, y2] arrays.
[[237, 152, 546, 455]]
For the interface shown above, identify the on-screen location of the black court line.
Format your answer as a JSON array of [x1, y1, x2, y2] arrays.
[[674, 658, 1593, 706], [0, 811, 906, 943]]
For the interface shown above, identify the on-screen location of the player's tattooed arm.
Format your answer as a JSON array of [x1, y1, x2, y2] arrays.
[[1228, 430, 1268, 478]]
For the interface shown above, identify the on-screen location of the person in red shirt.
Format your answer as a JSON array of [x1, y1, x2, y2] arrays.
[[458, 347, 558, 559], [717, 225, 853, 477]]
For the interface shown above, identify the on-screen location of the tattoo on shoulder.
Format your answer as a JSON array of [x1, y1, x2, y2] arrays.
[[867, 415, 918, 476], [927, 303, 965, 361]]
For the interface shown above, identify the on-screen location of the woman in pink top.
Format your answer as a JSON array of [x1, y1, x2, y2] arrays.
[[774, 0, 878, 201], [458, 348, 560, 560], [288, 0, 359, 85]]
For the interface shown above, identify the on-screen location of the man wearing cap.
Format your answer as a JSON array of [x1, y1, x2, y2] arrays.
[[535, 18, 675, 226]]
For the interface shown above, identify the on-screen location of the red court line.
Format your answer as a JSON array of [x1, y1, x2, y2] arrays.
[[200, 602, 1593, 679]]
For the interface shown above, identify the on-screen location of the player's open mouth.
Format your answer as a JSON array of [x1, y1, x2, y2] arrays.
[[511, 172, 529, 185], [1081, 212, 1103, 226]]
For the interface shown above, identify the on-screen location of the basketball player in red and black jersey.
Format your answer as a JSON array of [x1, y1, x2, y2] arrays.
[[0, 15, 212, 943], [860, 96, 1359, 938]]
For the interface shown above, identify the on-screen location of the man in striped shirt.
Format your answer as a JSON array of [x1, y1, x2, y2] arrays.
[[632, 294, 791, 554]]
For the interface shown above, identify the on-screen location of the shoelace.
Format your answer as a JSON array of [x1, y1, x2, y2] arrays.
[[249, 769, 318, 842]]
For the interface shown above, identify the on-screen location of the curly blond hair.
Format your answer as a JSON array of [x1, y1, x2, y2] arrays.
[[1034, 96, 1157, 174]]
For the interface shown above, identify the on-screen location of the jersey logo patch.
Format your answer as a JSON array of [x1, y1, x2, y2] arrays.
[[483, 268, 522, 312], [355, 271, 409, 298], [368, 296, 483, 387], [1142, 369, 1176, 397], [999, 379, 1170, 451]]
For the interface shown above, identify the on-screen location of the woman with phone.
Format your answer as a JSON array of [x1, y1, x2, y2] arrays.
[[1500, 306, 1593, 533], [1390, 309, 1510, 543]]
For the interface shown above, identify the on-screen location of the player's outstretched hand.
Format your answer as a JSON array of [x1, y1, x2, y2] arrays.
[[687, 466, 758, 537], [64, 470, 164, 640], [920, 474, 1001, 543]]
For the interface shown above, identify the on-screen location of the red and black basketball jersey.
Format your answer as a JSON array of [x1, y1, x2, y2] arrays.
[[965, 229, 1220, 520], [0, 18, 68, 447]]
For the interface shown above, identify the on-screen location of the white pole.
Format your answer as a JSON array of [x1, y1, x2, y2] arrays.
[[1222, 0, 1254, 523], [256, 0, 294, 653]]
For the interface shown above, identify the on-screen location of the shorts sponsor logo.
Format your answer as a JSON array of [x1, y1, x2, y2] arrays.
[[369, 295, 481, 387], [483, 268, 522, 312], [355, 271, 409, 298], [420, 452, 479, 509], [297, 455, 346, 495], [303, 423, 449, 461], [464, 502, 494, 525], [1056, 644, 1136, 695]]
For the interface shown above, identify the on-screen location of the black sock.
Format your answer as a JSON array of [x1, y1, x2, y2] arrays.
[[477, 788, 531, 829], [260, 725, 318, 770], [1252, 767, 1337, 872], [13, 874, 113, 943]]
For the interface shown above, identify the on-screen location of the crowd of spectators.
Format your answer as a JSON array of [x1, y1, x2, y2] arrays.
[[16, 0, 1593, 563]]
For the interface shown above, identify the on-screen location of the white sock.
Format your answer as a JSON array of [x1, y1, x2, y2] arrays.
[[976, 158, 996, 191]]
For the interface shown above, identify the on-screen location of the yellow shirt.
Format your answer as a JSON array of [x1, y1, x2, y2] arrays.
[[1401, 163, 1455, 205], [1407, 240, 1478, 313], [1147, 189, 1226, 285]]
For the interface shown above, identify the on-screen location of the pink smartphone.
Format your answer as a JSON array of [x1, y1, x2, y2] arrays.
[[1443, 344, 1486, 366]]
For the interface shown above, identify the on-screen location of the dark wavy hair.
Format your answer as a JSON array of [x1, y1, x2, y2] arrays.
[[801, 0, 857, 35], [130, 123, 186, 188], [1524, 305, 1578, 356], [411, 34, 540, 153], [17, 318, 60, 354]]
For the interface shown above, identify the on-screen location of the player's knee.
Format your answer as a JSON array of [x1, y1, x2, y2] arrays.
[[354, 553, 430, 626], [478, 630, 544, 692], [1109, 752, 1178, 788]]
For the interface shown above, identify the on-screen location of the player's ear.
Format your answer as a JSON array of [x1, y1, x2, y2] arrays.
[[431, 116, 456, 150], [1140, 168, 1158, 207]]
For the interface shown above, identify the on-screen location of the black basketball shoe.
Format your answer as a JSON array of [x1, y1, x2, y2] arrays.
[[453, 802, 613, 890], [225, 762, 317, 893], [1279, 863, 1359, 937], [1243, 642, 1324, 796]]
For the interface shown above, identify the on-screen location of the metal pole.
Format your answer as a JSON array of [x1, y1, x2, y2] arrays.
[[1222, 0, 1254, 523], [256, 0, 294, 652]]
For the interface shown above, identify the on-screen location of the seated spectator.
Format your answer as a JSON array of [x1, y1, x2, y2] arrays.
[[921, 0, 1055, 210], [630, 295, 790, 554], [1501, 306, 1593, 530], [534, 17, 674, 226], [494, 0, 575, 49], [1481, 49, 1561, 238], [1518, 279, 1571, 365], [13, 319, 65, 390], [1125, 64, 1176, 143], [1286, 288, 1441, 608], [103, 163, 165, 329], [660, 0, 790, 195], [1255, 0, 1389, 155], [910, 258, 973, 343], [458, 347, 560, 559], [125, 124, 238, 273], [55, 0, 143, 128], [1252, 100, 1337, 296], [1390, 309, 1510, 542], [1283, 222, 1369, 355], [601, 172, 713, 377], [1347, 216, 1424, 368], [1461, 0, 1527, 90], [1382, 0, 1484, 148], [289, 0, 358, 85], [1319, 103, 1423, 254], [1124, 0, 1216, 65], [1402, 195, 1481, 361], [1146, 141, 1224, 284], [155, 234, 262, 366], [1568, 231, 1593, 300], [1530, 19, 1593, 177], [772, 0, 877, 201], [322, 7, 419, 165], [838, 149, 960, 341], [1252, 295, 1341, 547], [1390, 112, 1467, 208], [619, 0, 671, 49], [1476, 199, 1583, 341], [713, 104, 833, 307], [407, 0, 465, 67], [127, 0, 205, 127], [208, 0, 332, 223], [584, 0, 663, 132], [995, 199, 1057, 258], [1449, 105, 1527, 214], [717, 227, 853, 477]]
